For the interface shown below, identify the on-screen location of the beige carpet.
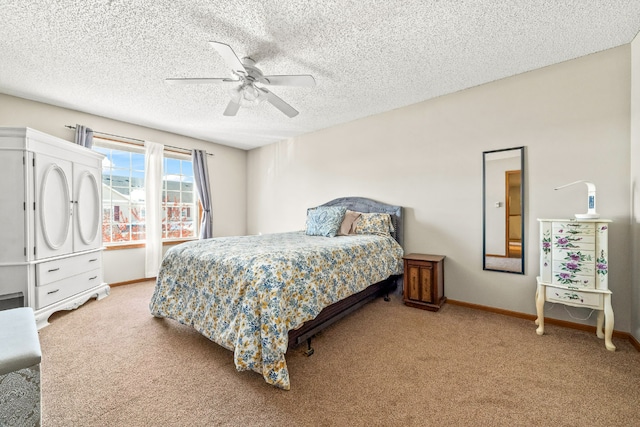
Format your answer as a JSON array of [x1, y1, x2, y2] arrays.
[[38, 281, 640, 426], [485, 256, 522, 273]]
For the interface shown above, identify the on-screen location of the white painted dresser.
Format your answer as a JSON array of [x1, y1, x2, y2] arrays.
[[534, 218, 614, 350], [0, 127, 109, 328]]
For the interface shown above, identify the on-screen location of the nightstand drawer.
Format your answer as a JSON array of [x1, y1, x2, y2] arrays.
[[545, 287, 603, 310]]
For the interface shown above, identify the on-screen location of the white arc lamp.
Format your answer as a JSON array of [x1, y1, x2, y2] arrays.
[[554, 180, 600, 219]]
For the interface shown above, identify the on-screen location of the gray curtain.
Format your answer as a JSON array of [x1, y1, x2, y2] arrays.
[[74, 124, 94, 148], [192, 149, 212, 239]]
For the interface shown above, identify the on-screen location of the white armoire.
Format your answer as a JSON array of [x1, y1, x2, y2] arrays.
[[0, 127, 109, 328]]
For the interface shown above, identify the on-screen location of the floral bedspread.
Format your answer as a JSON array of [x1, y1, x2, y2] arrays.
[[149, 231, 403, 390]]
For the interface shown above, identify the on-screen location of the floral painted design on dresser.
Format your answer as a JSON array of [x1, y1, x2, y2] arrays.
[[596, 250, 608, 277], [553, 291, 584, 303], [541, 229, 551, 268], [558, 251, 592, 271], [554, 235, 583, 249], [558, 225, 582, 235], [554, 272, 591, 288]]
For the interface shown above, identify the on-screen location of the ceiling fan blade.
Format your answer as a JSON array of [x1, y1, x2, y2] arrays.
[[260, 88, 299, 118], [223, 99, 241, 116], [209, 41, 247, 76], [165, 78, 238, 85], [262, 75, 316, 87]]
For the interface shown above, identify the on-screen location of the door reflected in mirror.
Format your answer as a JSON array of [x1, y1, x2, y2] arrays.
[[483, 147, 525, 274]]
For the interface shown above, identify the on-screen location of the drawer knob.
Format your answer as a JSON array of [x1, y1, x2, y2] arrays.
[[89, 258, 98, 262], [47, 289, 60, 295], [89, 276, 98, 280], [48, 268, 60, 272]]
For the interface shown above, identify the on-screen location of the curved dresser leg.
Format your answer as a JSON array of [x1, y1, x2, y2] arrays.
[[603, 294, 616, 351], [535, 283, 545, 336], [596, 310, 605, 339], [534, 287, 540, 326]]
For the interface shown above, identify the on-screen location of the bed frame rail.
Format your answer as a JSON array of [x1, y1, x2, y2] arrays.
[[288, 276, 397, 355]]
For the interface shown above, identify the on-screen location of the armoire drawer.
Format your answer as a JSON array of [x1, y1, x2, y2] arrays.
[[35, 268, 102, 309], [36, 252, 102, 286]]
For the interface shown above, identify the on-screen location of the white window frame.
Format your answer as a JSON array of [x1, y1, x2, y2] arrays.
[[161, 151, 199, 242], [93, 138, 199, 247]]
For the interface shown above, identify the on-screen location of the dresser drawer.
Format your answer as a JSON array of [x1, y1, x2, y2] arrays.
[[551, 248, 596, 289], [552, 248, 595, 262], [552, 222, 595, 235], [545, 287, 603, 309], [553, 257, 596, 276], [552, 234, 595, 251], [35, 268, 102, 309], [36, 252, 102, 286], [551, 272, 596, 288]]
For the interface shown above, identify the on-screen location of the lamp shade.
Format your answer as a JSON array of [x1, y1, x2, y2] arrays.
[[230, 83, 266, 107]]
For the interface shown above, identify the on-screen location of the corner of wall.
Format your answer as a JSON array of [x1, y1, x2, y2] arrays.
[[630, 34, 640, 342]]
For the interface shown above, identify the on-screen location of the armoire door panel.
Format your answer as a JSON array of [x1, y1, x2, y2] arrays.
[[34, 153, 73, 259], [0, 151, 27, 261], [73, 164, 102, 251]]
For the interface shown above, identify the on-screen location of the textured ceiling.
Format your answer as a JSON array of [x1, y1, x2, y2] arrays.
[[1, 1, 640, 150]]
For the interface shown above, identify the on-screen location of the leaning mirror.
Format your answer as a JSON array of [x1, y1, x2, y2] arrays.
[[483, 147, 525, 274]]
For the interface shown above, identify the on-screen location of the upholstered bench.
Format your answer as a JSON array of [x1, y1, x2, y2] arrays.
[[0, 307, 42, 426]]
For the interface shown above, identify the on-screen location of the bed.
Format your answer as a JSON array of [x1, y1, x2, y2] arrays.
[[149, 197, 404, 389]]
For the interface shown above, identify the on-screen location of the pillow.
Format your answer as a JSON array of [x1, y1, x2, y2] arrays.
[[353, 212, 394, 236], [337, 210, 362, 236], [305, 206, 347, 237]]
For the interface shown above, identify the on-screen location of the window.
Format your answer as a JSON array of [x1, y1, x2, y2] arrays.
[[162, 156, 196, 240], [94, 139, 198, 245]]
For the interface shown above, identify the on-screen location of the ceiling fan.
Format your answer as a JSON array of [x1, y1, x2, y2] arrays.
[[166, 41, 316, 118]]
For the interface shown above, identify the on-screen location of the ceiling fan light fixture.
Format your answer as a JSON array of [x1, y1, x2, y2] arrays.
[[168, 42, 312, 117], [230, 83, 266, 107]]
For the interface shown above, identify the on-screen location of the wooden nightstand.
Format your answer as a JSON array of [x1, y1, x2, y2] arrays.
[[403, 254, 446, 311]]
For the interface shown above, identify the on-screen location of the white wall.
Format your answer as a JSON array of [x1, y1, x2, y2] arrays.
[[631, 36, 640, 342], [247, 46, 633, 332], [0, 93, 247, 284]]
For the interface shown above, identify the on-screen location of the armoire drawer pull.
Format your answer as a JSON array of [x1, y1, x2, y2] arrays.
[[47, 289, 60, 295], [88, 258, 98, 262], [48, 268, 60, 272], [89, 276, 98, 280]]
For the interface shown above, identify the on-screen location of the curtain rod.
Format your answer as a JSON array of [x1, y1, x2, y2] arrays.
[[64, 125, 214, 156]]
